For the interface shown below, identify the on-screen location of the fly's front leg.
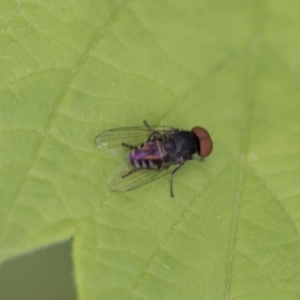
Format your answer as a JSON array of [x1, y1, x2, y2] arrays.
[[169, 164, 185, 197]]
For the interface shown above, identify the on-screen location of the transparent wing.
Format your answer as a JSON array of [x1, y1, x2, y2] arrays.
[[108, 162, 181, 192], [95, 125, 175, 153]]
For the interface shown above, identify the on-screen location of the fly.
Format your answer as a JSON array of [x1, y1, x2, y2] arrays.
[[95, 120, 213, 197]]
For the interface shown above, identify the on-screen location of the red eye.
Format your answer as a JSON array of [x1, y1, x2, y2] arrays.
[[192, 126, 213, 157]]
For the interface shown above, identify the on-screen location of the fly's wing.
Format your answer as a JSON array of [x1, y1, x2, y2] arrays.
[[108, 162, 181, 192], [95, 125, 175, 154]]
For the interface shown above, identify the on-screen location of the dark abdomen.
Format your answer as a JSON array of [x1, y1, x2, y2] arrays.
[[129, 141, 165, 169]]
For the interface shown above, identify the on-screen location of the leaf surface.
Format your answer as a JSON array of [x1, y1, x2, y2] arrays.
[[1, 0, 300, 299]]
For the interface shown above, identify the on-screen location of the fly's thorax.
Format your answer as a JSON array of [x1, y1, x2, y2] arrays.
[[163, 138, 176, 153], [168, 131, 199, 158]]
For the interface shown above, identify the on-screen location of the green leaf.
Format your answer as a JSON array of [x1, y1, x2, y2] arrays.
[[1, 0, 300, 299]]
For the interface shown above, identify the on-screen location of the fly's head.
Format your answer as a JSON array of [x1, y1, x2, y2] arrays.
[[191, 127, 213, 158]]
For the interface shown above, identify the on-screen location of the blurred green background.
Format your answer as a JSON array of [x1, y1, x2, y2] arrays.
[[0, 242, 76, 300]]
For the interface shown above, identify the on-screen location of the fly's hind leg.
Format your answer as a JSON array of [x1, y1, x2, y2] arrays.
[[121, 168, 139, 178], [169, 164, 185, 198], [144, 120, 164, 141], [143, 120, 153, 130], [121, 142, 135, 149], [147, 131, 163, 141]]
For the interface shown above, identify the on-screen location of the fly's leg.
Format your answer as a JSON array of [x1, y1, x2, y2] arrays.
[[144, 120, 165, 141], [121, 168, 139, 178], [121, 142, 135, 149], [194, 157, 205, 162], [144, 120, 161, 135], [170, 164, 185, 198], [147, 131, 163, 141], [143, 120, 153, 130]]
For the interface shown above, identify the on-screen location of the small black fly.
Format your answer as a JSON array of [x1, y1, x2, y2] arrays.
[[95, 120, 213, 197]]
